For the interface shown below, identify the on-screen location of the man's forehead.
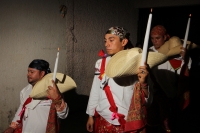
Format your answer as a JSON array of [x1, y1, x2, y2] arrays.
[[104, 34, 119, 39], [151, 34, 163, 38], [28, 67, 39, 71], [151, 25, 166, 36]]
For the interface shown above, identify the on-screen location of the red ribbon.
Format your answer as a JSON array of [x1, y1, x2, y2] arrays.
[[104, 85, 126, 126], [98, 50, 107, 80], [98, 50, 107, 57], [17, 97, 32, 124], [98, 50, 126, 126]]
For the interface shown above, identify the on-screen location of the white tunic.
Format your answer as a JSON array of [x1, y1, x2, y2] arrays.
[[86, 56, 150, 125], [12, 84, 69, 133]]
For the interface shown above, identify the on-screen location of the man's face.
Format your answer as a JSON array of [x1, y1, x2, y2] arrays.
[[151, 34, 166, 50], [104, 34, 126, 56], [27, 67, 45, 86]]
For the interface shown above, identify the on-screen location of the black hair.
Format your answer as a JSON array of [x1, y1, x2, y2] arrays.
[[123, 33, 134, 49], [28, 59, 51, 75], [124, 39, 134, 49]]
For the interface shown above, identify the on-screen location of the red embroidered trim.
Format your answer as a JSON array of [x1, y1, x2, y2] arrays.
[[125, 83, 147, 132]]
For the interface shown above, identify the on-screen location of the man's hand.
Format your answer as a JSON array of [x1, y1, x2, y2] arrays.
[[180, 46, 186, 60], [47, 80, 61, 100], [86, 116, 94, 132], [137, 63, 149, 84], [3, 122, 19, 133], [3, 127, 15, 133], [137, 63, 149, 97]]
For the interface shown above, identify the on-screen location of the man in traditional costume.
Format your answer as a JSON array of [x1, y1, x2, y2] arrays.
[[148, 25, 194, 133], [3, 59, 69, 133], [86, 26, 167, 133]]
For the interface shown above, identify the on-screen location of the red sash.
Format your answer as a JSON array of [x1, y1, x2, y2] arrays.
[[46, 102, 60, 133], [104, 85, 126, 127], [97, 50, 126, 129], [14, 97, 32, 133], [98, 50, 106, 80], [13, 97, 59, 133], [178, 56, 190, 110]]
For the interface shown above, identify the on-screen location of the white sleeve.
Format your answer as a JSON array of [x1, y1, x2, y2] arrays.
[[12, 90, 26, 123], [57, 102, 69, 119], [188, 57, 192, 69], [86, 59, 102, 116], [145, 76, 154, 108]]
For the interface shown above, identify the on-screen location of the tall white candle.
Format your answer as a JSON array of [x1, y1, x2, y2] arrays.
[[53, 47, 59, 81], [183, 14, 191, 48], [141, 9, 152, 66]]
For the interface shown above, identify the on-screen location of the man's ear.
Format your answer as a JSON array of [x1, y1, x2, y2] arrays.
[[122, 38, 128, 46], [40, 71, 46, 78], [164, 35, 168, 41]]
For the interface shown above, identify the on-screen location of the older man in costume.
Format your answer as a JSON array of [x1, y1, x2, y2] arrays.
[[148, 25, 192, 133], [3, 59, 69, 133]]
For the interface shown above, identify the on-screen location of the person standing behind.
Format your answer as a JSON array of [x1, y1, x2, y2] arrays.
[[86, 26, 150, 133], [3, 59, 69, 133], [147, 25, 191, 133]]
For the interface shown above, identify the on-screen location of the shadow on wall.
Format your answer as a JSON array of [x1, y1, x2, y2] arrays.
[[60, 89, 89, 133]]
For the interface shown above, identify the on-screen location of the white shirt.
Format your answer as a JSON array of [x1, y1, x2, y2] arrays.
[[12, 84, 69, 133], [86, 56, 150, 125]]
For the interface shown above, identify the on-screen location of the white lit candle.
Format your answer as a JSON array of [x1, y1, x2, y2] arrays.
[[141, 9, 152, 66], [53, 47, 59, 81], [183, 14, 191, 48]]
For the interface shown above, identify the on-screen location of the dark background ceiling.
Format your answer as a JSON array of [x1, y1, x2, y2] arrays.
[[137, 5, 200, 47]]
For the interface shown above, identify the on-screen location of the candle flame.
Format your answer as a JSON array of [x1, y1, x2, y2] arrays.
[[58, 47, 60, 51], [189, 14, 191, 17], [151, 8, 153, 13]]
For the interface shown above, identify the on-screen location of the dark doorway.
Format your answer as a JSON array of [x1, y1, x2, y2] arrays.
[[137, 5, 200, 47]]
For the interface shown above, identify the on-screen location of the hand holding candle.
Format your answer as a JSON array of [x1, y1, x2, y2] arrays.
[[183, 14, 191, 48], [141, 8, 152, 66], [53, 47, 60, 81]]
